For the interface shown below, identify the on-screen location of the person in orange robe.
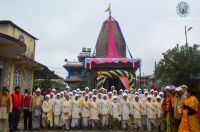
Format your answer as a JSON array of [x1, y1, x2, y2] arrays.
[[179, 88, 200, 132]]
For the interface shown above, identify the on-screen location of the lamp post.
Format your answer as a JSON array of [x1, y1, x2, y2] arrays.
[[185, 26, 193, 44]]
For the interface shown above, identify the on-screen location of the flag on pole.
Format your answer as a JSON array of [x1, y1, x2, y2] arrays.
[[105, 4, 111, 12]]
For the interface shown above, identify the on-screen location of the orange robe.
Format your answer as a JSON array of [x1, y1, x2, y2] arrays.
[[179, 96, 200, 132]]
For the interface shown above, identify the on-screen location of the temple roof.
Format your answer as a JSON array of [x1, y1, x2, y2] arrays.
[[95, 15, 127, 58]]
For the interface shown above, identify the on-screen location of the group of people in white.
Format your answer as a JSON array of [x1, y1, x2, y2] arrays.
[[40, 86, 165, 131]]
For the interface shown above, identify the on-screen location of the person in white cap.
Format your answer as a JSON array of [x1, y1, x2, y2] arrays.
[[49, 92, 55, 105], [112, 90, 118, 96], [96, 93, 103, 128], [146, 95, 156, 132], [85, 87, 89, 94], [60, 92, 65, 103], [154, 95, 164, 132], [174, 86, 185, 131], [71, 94, 81, 129], [111, 86, 115, 92], [120, 93, 130, 130], [152, 91, 158, 102], [89, 96, 99, 129], [30, 88, 44, 130], [128, 88, 135, 102], [132, 95, 142, 131], [53, 93, 62, 129], [42, 95, 53, 129], [100, 94, 109, 130], [88, 92, 93, 102], [110, 96, 121, 130], [81, 95, 90, 129], [107, 92, 113, 128], [141, 91, 148, 129], [61, 94, 72, 130]]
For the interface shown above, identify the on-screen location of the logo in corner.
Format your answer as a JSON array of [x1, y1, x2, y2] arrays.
[[176, 1, 190, 17]]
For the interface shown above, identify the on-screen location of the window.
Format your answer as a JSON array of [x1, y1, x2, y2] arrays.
[[0, 60, 4, 90], [14, 65, 21, 86]]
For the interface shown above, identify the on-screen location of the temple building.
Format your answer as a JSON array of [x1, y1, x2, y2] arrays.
[[64, 12, 141, 91], [0, 20, 61, 92]]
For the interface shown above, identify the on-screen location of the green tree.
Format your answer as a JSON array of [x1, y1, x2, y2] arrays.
[[33, 79, 65, 90], [155, 44, 200, 89]]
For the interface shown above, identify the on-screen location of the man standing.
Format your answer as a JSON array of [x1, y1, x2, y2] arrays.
[[81, 95, 90, 129], [61, 94, 72, 130], [0, 87, 12, 132], [174, 87, 185, 131], [120, 93, 130, 130], [146, 95, 156, 132], [100, 94, 109, 130], [23, 89, 32, 131], [30, 88, 44, 130], [133, 95, 142, 131], [11, 86, 23, 131], [71, 94, 81, 129]]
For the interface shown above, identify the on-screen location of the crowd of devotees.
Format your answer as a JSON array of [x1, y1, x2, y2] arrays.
[[0, 85, 199, 132]]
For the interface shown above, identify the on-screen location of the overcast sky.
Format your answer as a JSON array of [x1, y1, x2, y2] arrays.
[[1, 0, 200, 78]]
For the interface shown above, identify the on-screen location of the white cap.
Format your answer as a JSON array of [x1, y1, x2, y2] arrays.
[[66, 86, 70, 89], [113, 90, 117, 93], [165, 86, 171, 90], [156, 95, 161, 99], [85, 87, 89, 90], [135, 92, 139, 95], [147, 95, 152, 99], [36, 88, 41, 92], [103, 94, 107, 97], [88, 92, 93, 95], [135, 95, 139, 98], [98, 93, 102, 96], [144, 88, 148, 92], [122, 93, 127, 97], [138, 88, 142, 91], [75, 94, 79, 97], [150, 89, 154, 92], [45, 94, 50, 98], [144, 91, 149, 94], [130, 88, 134, 91], [119, 89, 123, 92], [52, 88, 56, 92], [159, 92, 164, 95], [113, 96, 118, 99], [108, 92, 112, 95], [154, 91, 158, 93], [69, 92, 73, 95], [60, 91, 64, 95], [56, 93, 61, 96], [175, 87, 182, 92], [92, 95, 97, 98]]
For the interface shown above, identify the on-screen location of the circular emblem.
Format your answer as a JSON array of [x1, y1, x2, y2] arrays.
[[176, 1, 190, 17]]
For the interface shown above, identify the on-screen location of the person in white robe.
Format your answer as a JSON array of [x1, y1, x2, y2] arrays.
[[146, 95, 156, 132], [89, 96, 99, 129], [42, 95, 53, 128], [110, 96, 121, 130], [141, 91, 148, 128], [81, 95, 90, 129], [120, 93, 130, 130], [133, 95, 142, 131], [71, 94, 81, 129], [53, 93, 62, 129], [154, 95, 164, 132], [61, 94, 72, 130], [97, 93, 103, 128], [100, 94, 109, 130]]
